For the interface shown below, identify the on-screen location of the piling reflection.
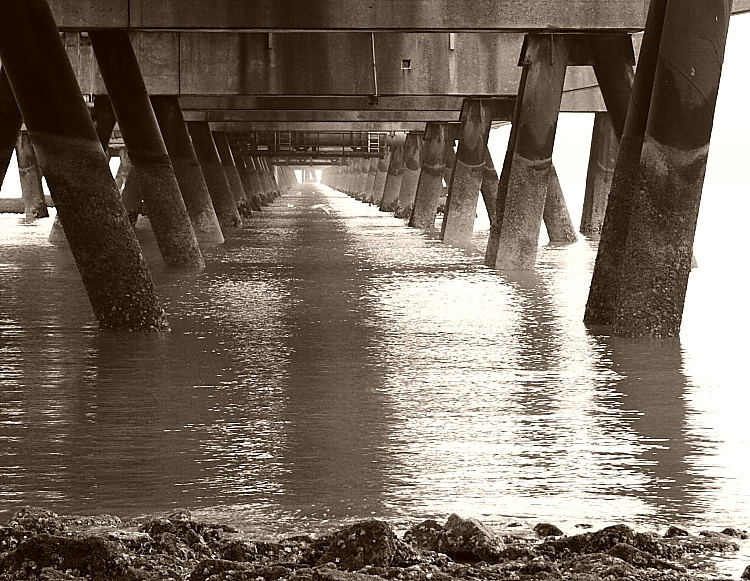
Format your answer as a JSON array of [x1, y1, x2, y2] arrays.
[[603, 337, 714, 524]]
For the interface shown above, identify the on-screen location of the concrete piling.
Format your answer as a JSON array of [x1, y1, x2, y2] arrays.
[[612, 0, 731, 337], [372, 150, 390, 206], [0, 0, 169, 331], [90, 30, 204, 269], [186, 120, 242, 232], [230, 143, 263, 211], [479, 149, 499, 224], [0, 70, 22, 188], [584, 0, 666, 326], [442, 99, 493, 247], [543, 164, 577, 244], [16, 131, 48, 220], [114, 149, 131, 194], [492, 36, 568, 268], [395, 133, 422, 218], [380, 144, 404, 212], [409, 123, 447, 229], [364, 157, 378, 203], [247, 156, 268, 207], [581, 113, 618, 238], [213, 130, 250, 215], [91, 95, 116, 152], [151, 96, 225, 243]]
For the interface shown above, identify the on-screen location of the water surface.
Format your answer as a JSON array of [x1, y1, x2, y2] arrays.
[[1, 184, 748, 546]]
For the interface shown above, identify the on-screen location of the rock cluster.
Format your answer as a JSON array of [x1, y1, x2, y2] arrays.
[[0, 508, 746, 581]]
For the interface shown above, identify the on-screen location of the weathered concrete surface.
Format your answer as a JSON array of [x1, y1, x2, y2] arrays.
[[213, 130, 250, 215], [479, 149, 499, 224], [16, 132, 49, 220], [409, 123, 447, 229], [152, 96, 225, 243], [187, 120, 242, 232], [0, 71, 22, 188], [90, 94, 116, 151], [51, 0, 649, 30], [114, 149, 131, 193], [90, 29, 204, 269], [395, 133, 423, 218], [364, 157, 379, 203], [581, 113, 617, 238], [0, 0, 169, 331], [371, 150, 391, 206], [235, 152, 263, 211], [584, 0, 667, 326], [612, 0, 731, 338], [543, 164, 577, 244], [494, 35, 568, 269], [380, 144, 404, 212], [442, 100, 493, 247]]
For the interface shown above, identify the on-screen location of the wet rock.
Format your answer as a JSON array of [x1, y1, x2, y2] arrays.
[[441, 514, 504, 562], [62, 515, 123, 529], [607, 543, 684, 571], [742, 564, 750, 579], [189, 559, 249, 581], [5, 507, 66, 535], [721, 527, 749, 539], [533, 523, 563, 538], [565, 553, 639, 578], [519, 556, 560, 575], [309, 520, 416, 571], [312, 569, 385, 581], [403, 520, 444, 553], [664, 526, 689, 538], [1, 533, 136, 581], [539, 523, 680, 561]]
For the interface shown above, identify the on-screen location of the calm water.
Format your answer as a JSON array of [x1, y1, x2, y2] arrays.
[[1, 183, 749, 547]]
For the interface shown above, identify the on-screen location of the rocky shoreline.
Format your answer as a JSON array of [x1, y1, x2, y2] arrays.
[[0, 507, 748, 580]]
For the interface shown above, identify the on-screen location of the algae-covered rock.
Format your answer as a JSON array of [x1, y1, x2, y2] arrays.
[[308, 520, 416, 571]]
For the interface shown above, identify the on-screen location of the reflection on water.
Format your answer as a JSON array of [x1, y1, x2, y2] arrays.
[[1, 184, 748, 539]]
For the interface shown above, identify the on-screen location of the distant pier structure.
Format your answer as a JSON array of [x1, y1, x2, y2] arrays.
[[0, 0, 745, 336]]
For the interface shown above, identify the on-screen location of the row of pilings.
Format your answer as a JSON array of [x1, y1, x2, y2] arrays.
[[0, 0, 296, 332], [323, 0, 732, 339]]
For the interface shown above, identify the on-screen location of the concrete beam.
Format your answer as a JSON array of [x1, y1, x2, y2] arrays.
[[184, 110, 462, 123], [64, 31, 636, 113], [210, 121, 428, 132], [50, 0, 646, 31]]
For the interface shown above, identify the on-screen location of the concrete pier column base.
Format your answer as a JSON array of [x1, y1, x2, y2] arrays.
[[439, 141, 456, 215], [493, 36, 568, 268], [395, 133, 422, 218], [152, 97, 225, 243], [90, 29, 204, 269], [543, 164, 577, 244], [186, 120, 242, 233], [585, 1, 665, 326], [234, 151, 262, 212], [213, 130, 249, 214], [16, 131, 48, 220], [0, 0, 168, 330], [372, 151, 390, 206], [611, 0, 730, 337], [364, 157, 378, 203], [380, 144, 404, 212], [409, 123, 446, 229], [247, 156, 267, 208], [442, 99, 493, 246], [581, 113, 617, 239]]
